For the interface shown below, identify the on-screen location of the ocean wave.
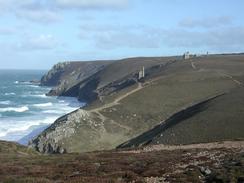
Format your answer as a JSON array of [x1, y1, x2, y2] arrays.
[[43, 110, 63, 114], [0, 116, 57, 138], [0, 100, 11, 105], [31, 91, 43, 94], [0, 94, 84, 141], [33, 102, 53, 107], [0, 106, 29, 113], [4, 92, 16, 96], [22, 94, 48, 98], [20, 81, 31, 84], [28, 85, 39, 88], [0, 125, 31, 138], [33, 94, 48, 98], [14, 81, 19, 84]]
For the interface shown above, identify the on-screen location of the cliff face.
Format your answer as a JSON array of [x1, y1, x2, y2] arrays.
[[41, 57, 174, 103], [29, 108, 129, 153], [40, 61, 112, 98], [30, 56, 178, 153], [30, 54, 244, 154], [41, 62, 70, 86]]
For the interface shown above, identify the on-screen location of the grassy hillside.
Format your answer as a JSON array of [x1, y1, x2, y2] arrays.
[[117, 55, 244, 148], [59, 56, 179, 103], [1, 140, 244, 183], [149, 87, 244, 145], [30, 54, 244, 153], [95, 56, 179, 88], [0, 140, 38, 156]]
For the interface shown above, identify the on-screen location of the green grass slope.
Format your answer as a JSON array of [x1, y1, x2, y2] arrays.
[[117, 54, 244, 148], [0, 140, 38, 156], [30, 54, 244, 153], [95, 56, 179, 88], [61, 56, 179, 103], [150, 87, 244, 146]]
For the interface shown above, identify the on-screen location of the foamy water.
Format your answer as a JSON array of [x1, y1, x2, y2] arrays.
[[0, 70, 84, 144], [0, 106, 29, 113]]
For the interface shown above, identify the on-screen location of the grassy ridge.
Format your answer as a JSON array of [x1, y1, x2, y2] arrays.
[[30, 54, 244, 153], [1, 140, 244, 183]]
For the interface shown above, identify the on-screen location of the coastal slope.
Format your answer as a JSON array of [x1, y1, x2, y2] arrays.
[[40, 60, 112, 99], [41, 57, 178, 103], [117, 87, 244, 148], [2, 140, 244, 182], [30, 54, 244, 153]]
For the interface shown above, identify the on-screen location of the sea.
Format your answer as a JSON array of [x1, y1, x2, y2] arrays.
[[0, 70, 84, 145]]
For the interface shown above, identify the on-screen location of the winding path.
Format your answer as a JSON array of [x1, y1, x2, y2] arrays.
[[90, 83, 143, 113], [218, 71, 244, 86], [190, 59, 197, 70], [89, 83, 143, 130], [90, 59, 243, 131], [188, 59, 243, 87]]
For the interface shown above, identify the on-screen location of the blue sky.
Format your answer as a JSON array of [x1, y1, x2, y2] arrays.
[[0, 0, 243, 69]]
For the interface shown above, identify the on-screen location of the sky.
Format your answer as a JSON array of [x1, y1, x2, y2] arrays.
[[0, 0, 244, 69]]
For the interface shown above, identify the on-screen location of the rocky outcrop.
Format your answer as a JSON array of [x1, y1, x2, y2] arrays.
[[32, 54, 244, 154], [29, 107, 130, 153], [41, 62, 71, 86], [40, 61, 112, 97], [30, 57, 180, 153], [29, 109, 87, 153], [41, 57, 178, 102]]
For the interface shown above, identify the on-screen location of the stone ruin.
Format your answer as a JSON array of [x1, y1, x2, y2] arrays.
[[138, 66, 145, 80]]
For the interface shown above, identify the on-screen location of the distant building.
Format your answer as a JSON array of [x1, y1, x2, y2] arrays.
[[138, 66, 145, 80], [183, 52, 190, 60]]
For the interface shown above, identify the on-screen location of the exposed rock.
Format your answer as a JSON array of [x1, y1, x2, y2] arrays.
[[30, 80, 40, 85], [31, 54, 244, 154], [40, 62, 70, 86], [41, 57, 175, 103], [29, 109, 88, 153], [199, 166, 212, 176], [29, 108, 125, 153], [40, 61, 112, 99]]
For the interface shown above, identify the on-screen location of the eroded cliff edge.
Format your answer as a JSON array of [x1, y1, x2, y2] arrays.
[[40, 61, 111, 102], [30, 54, 244, 153]]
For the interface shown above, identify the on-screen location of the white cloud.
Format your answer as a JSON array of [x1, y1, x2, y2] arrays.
[[0, 0, 33, 12], [0, 0, 129, 24], [0, 0, 129, 11], [179, 16, 233, 29], [18, 34, 60, 50], [78, 22, 244, 52], [0, 27, 16, 35], [16, 9, 60, 24], [79, 24, 160, 49], [54, 0, 128, 9], [0, 0, 60, 23], [95, 31, 160, 49], [160, 27, 244, 52]]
